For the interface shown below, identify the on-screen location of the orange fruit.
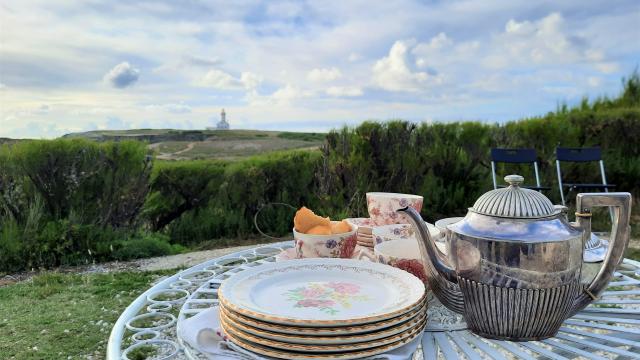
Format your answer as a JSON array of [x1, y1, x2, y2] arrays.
[[307, 225, 332, 235], [330, 220, 352, 234]]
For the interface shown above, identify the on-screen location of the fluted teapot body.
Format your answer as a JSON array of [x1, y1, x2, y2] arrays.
[[400, 175, 632, 341]]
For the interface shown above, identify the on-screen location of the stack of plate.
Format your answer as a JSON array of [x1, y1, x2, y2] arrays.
[[346, 218, 375, 249], [218, 258, 427, 359]]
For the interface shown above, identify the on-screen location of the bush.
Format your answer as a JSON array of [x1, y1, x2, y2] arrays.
[[146, 150, 324, 245], [112, 233, 185, 261], [0, 139, 152, 271]]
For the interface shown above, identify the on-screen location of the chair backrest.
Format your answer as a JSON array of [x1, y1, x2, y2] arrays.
[[556, 147, 602, 162], [491, 148, 537, 164], [555, 146, 608, 206], [490, 148, 541, 189]]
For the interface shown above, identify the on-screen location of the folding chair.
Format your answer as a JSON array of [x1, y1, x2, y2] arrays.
[[555, 147, 616, 206], [490, 148, 550, 191]]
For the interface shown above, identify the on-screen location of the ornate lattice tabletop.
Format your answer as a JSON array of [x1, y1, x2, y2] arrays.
[[108, 241, 640, 360]]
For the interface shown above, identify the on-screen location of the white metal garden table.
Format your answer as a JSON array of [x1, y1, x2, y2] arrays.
[[108, 241, 640, 360]]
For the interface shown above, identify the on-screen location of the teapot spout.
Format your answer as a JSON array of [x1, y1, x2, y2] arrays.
[[398, 206, 457, 283]]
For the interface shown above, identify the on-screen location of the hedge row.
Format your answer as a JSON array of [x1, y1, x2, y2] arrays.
[[143, 150, 324, 245], [1, 74, 638, 271], [0, 139, 184, 271]]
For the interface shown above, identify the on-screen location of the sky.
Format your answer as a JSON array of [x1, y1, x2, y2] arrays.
[[0, 0, 639, 138]]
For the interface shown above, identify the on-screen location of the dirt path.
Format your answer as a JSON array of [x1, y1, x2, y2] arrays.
[[154, 141, 196, 160], [0, 242, 275, 286], [171, 141, 195, 155], [133, 243, 270, 271]]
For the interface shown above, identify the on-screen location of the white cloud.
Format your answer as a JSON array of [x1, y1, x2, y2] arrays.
[[145, 102, 192, 114], [326, 86, 363, 97], [1, 1, 637, 139], [372, 41, 431, 92], [200, 69, 241, 89], [484, 13, 587, 68], [199, 69, 262, 91], [307, 67, 342, 82], [33, 104, 50, 115], [240, 72, 263, 90], [595, 62, 620, 74], [104, 62, 140, 88], [588, 77, 602, 87], [184, 55, 221, 67], [271, 84, 311, 102]]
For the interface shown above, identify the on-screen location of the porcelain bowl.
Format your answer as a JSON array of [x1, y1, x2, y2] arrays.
[[293, 222, 357, 259]]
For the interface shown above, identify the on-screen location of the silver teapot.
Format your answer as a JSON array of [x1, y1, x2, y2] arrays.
[[400, 175, 632, 341]]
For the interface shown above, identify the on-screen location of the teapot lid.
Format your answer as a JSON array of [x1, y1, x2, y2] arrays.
[[471, 175, 556, 218]]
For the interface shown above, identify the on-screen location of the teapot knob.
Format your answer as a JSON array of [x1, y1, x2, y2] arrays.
[[504, 174, 524, 187]]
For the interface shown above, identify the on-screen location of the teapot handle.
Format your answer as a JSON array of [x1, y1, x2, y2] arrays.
[[571, 192, 632, 315]]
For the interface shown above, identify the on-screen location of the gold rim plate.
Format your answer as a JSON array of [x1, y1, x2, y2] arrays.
[[219, 259, 426, 327], [221, 312, 425, 353], [222, 317, 426, 359], [220, 299, 425, 336], [220, 304, 427, 345], [218, 290, 427, 329]]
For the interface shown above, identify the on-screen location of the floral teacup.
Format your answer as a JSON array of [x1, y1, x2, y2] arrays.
[[293, 222, 357, 259], [374, 238, 428, 283], [366, 192, 423, 225], [372, 224, 414, 245], [372, 223, 440, 245]]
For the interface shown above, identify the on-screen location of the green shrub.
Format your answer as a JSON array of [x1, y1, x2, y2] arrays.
[[149, 150, 324, 245], [277, 131, 326, 142], [0, 139, 152, 271], [112, 233, 185, 261], [0, 219, 23, 272]]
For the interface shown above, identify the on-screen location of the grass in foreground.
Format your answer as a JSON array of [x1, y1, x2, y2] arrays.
[[0, 270, 176, 360]]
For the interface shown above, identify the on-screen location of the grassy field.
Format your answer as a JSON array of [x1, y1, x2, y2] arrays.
[[63, 129, 326, 160], [0, 270, 176, 360]]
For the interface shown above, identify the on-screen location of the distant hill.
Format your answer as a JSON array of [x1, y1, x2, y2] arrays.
[[62, 129, 326, 160]]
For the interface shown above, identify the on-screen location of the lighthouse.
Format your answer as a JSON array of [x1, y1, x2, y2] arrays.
[[216, 109, 230, 130]]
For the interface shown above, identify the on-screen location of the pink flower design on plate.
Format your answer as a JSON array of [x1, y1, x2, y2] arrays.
[[326, 282, 361, 295], [297, 299, 336, 308], [301, 287, 326, 298]]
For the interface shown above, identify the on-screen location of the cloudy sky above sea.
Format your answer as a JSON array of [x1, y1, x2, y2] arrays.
[[1, 0, 639, 138]]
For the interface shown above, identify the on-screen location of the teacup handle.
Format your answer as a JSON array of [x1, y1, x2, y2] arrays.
[[356, 249, 377, 262]]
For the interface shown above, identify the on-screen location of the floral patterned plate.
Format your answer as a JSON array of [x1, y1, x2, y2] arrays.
[[220, 300, 426, 336], [218, 258, 425, 326], [220, 305, 426, 345], [220, 310, 426, 352], [221, 316, 426, 360]]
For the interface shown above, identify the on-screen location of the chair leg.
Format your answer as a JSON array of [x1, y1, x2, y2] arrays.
[[600, 160, 615, 222], [533, 162, 542, 193], [556, 160, 565, 206], [491, 161, 497, 190]]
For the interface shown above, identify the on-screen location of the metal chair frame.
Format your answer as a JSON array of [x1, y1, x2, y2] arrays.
[[555, 147, 616, 206], [490, 148, 549, 191]]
